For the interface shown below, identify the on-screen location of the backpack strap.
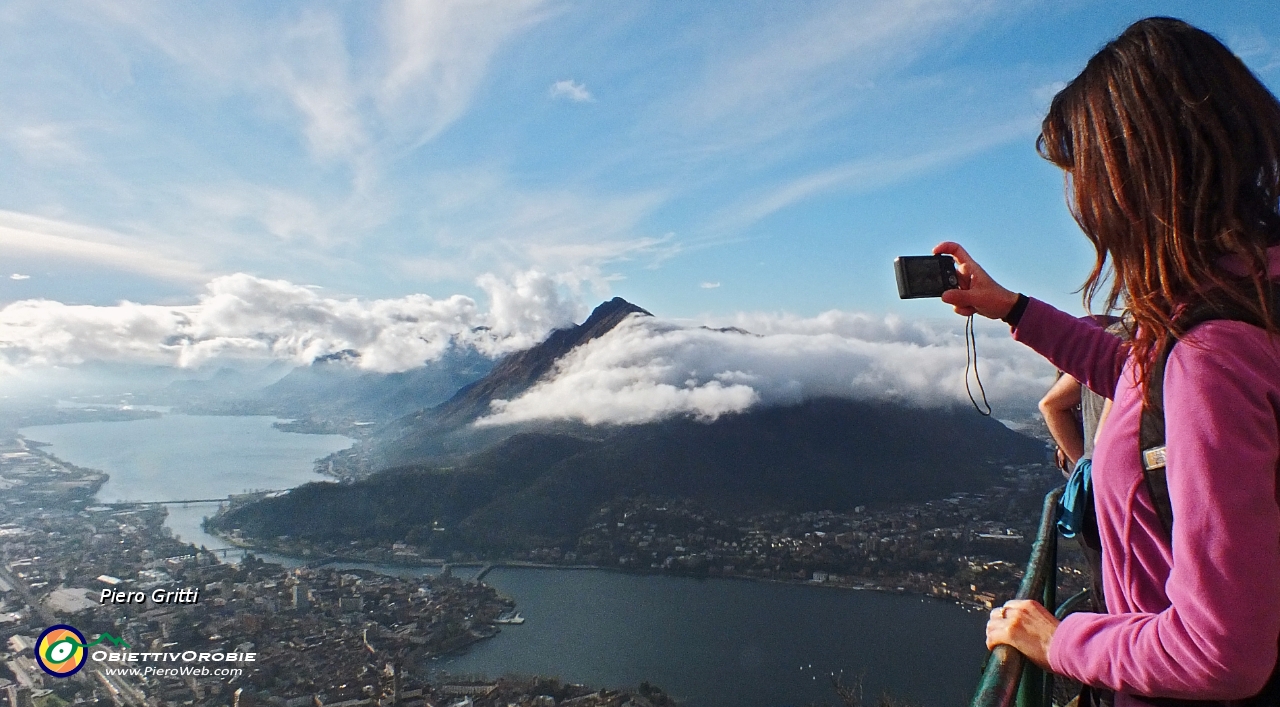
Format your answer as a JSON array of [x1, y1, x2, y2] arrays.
[[1138, 289, 1280, 540], [1139, 345, 1176, 539]]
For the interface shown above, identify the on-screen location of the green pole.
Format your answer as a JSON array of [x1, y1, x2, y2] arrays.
[[970, 487, 1064, 707]]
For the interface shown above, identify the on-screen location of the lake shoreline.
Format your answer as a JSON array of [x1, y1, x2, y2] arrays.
[[204, 527, 992, 614], [19, 417, 998, 615]]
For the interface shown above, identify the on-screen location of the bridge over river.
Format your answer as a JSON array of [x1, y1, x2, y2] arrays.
[[95, 491, 285, 509]]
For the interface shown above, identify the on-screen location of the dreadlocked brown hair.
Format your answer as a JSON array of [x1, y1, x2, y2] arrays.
[[1037, 17, 1280, 405]]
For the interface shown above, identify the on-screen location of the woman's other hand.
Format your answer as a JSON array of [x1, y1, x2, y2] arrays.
[[933, 242, 1020, 319], [985, 599, 1060, 670]]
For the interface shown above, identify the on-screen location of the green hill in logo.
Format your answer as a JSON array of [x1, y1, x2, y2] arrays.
[[45, 631, 131, 661]]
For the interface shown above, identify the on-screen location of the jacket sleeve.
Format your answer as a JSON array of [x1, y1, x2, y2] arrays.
[[1011, 298, 1126, 399], [1048, 320, 1280, 699]]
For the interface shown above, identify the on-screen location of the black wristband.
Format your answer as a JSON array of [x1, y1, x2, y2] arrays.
[[1001, 294, 1029, 327]]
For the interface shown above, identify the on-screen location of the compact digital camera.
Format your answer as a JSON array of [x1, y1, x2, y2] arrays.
[[893, 255, 960, 299]]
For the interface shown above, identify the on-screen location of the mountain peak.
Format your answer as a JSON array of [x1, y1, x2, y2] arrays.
[[575, 298, 651, 343], [313, 349, 360, 365], [588, 297, 651, 321], [412, 298, 653, 433]]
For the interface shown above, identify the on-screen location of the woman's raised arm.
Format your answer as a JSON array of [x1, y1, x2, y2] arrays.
[[933, 241, 1127, 399]]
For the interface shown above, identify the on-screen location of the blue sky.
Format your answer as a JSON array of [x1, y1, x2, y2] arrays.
[[1, 1, 1278, 331]]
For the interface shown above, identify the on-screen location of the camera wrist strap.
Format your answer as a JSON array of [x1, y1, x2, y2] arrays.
[[965, 314, 992, 416]]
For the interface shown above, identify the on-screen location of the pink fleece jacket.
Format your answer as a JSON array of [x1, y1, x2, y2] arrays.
[[1012, 253, 1280, 703]]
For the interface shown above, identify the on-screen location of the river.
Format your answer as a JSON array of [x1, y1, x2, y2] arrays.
[[17, 414, 990, 706]]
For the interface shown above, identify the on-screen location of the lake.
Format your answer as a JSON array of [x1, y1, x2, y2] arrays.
[[19, 414, 354, 552], [17, 414, 990, 706], [437, 567, 988, 707]]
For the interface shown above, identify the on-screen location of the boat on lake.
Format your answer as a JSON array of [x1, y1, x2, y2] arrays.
[[494, 610, 525, 624]]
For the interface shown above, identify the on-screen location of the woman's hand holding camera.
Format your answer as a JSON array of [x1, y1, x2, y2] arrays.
[[932, 242, 1020, 320]]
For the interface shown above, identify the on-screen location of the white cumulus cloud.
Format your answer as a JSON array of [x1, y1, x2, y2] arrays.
[[549, 79, 593, 102], [479, 311, 1053, 426], [0, 270, 581, 373]]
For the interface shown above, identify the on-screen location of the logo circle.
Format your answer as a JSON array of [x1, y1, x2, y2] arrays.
[[34, 624, 87, 678]]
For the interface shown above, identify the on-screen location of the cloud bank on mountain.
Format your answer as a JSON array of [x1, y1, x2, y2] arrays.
[[0, 271, 580, 373], [479, 312, 1053, 426], [2, 272, 1054, 421]]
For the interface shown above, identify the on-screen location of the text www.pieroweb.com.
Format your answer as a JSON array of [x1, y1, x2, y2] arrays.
[[100, 666, 243, 678]]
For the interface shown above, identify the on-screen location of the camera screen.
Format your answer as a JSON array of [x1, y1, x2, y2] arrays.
[[904, 257, 946, 293]]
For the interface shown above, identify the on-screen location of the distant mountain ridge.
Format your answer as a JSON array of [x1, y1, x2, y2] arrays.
[[257, 347, 494, 422], [178, 347, 495, 422]]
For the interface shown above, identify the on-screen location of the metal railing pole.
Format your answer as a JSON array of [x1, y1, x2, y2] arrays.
[[971, 486, 1065, 707], [1038, 518, 1058, 707]]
